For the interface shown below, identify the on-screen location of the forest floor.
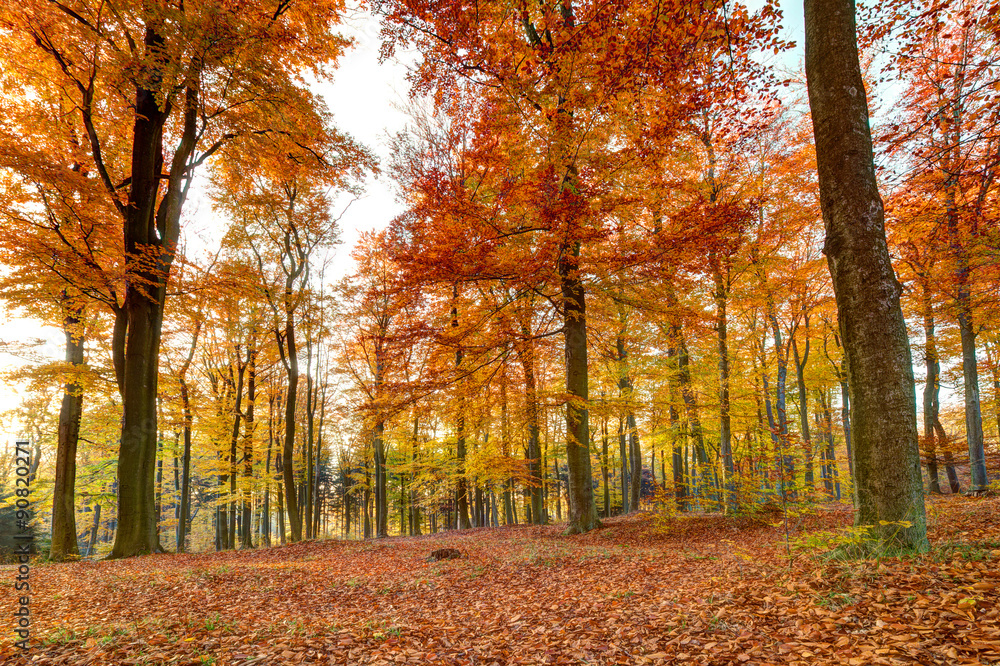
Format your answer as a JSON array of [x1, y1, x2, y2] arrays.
[[3, 494, 1000, 665]]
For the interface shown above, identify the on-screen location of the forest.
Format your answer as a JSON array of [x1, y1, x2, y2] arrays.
[[1, 0, 1000, 663]]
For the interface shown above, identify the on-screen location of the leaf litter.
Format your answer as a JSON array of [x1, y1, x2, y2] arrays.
[[3, 493, 1000, 665]]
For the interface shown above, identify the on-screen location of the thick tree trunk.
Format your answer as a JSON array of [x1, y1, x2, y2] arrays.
[[109, 24, 198, 559], [51, 299, 84, 561], [111, 293, 167, 558], [804, 0, 928, 550], [562, 241, 600, 534]]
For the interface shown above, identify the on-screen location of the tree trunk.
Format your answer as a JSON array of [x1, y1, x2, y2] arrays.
[[793, 334, 813, 493], [241, 343, 256, 549], [305, 344, 315, 539], [678, 332, 710, 503], [560, 242, 599, 533], [175, 317, 200, 553], [109, 25, 198, 559], [922, 287, 943, 494], [804, 0, 928, 550], [617, 332, 642, 513], [86, 503, 101, 557], [51, 298, 84, 561], [451, 287, 472, 530], [516, 311, 544, 524], [767, 305, 794, 499], [281, 315, 302, 542], [112, 291, 167, 558], [711, 258, 737, 513], [374, 423, 388, 538], [313, 384, 325, 538], [601, 410, 610, 517], [619, 418, 629, 513], [817, 389, 841, 499]]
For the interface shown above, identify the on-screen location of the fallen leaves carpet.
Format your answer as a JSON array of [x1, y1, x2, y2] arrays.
[[3, 494, 1000, 665]]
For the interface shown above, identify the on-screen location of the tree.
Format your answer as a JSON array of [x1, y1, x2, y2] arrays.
[[804, 0, 928, 551], [4, 0, 361, 557]]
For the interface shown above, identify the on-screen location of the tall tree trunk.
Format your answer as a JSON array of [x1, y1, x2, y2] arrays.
[[155, 417, 163, 543], [313, 382, 326, 538], [280, 314, 302, 542], [51, 297, 85, 561], [305, 342, 315, 539], [410, 416, 421, 535], [86, 503, 101, 557], [665, 332, 685, 510], [374, 423, 388, 538], [560, 241, 600, 534], [804, 0, 928, 550], [241, 342, 257, 549], [601, 407, 610, 517], [262, 389, 273, 548], [767, 304, 793, 498], [175, 317, 200, 553], [276, 451, 286, 545], [451, 286, 472, 529], [921, 285, 942, 494], [516, 308, 544, 524], [549, 457, 559, 523], [619, 418, 629, 513], [817, 389, 840, 499], [363, 461, 372, 539], [678, 331, 710, 502], [793, 332, 813, 493], [109, 26, 198, 559], [616, 331, 642, 513], [224, 348, 247, 551], [943, 64, 989, 493], [711, 257, 737, 513], [958, 303, 988, 491]]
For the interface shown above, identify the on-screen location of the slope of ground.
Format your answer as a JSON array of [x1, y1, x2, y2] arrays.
[[3, 494, 1000, 665]]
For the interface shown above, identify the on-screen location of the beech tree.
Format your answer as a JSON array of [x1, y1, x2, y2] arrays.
[[4, 0, 366, 557], [804, 0, 929, 551]]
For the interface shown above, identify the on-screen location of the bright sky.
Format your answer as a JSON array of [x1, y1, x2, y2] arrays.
[[0, 2, 815, 442]]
